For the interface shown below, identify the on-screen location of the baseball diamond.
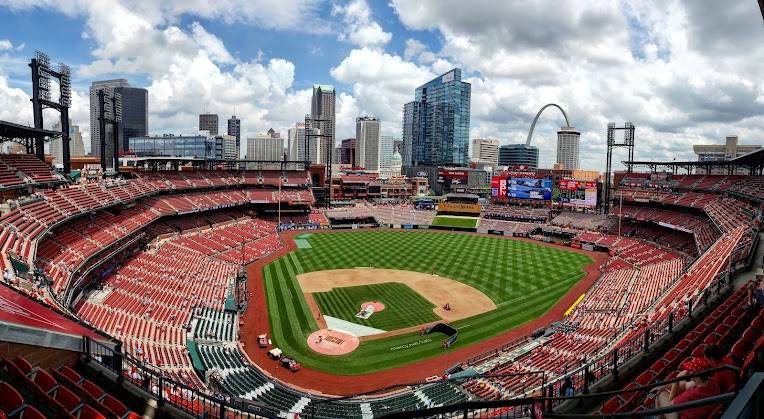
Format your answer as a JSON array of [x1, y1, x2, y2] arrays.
[[263, 230, 593, 375]]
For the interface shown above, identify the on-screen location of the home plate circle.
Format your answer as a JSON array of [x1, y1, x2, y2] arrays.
[[307, 329, 360, 355], [360, 301, 385, 312]]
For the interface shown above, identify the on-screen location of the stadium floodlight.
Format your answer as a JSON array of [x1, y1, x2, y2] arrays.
[[58, 62, 71, 108], [34, 51, 51, 102]]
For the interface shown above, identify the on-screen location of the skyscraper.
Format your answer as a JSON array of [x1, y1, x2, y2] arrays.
[[471, 138, 500, 167], [199, 114, 219, 136], [356, 116, 381, 171], [246, 128, 283, 161], [307, 85, 335, 165], [379, 135, 397, 171], [556, 127, 580, 170], [114, 86, 148, 152], [227, 115, 241, 157], [341, 138, 356, 165], [51, 120, 85, 164], [402, 69, 471, 166], [289, 122, 321, 164], [90, 79, 130, 158], [287, 123, 303, 161], [499, 144, 539, 169]]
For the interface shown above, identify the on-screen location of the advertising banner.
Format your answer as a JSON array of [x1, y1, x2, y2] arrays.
[[507, 178, 552, 200], [558, 179, 598, 207]]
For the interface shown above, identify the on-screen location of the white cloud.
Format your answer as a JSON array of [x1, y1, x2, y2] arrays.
[[390, 0, 764, 171], [0, 40, 13, 51], [331, 47, 434, 138], [0, 0, 322, 157], [332, 0, 392, 48]]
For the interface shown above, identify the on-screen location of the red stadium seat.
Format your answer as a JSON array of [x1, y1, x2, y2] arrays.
[[55, 386, 82, 413], [0, 382, 24, 416], [31, 369, 58, 394], [56, 366, 83, 385], [80, 380, 104, 400], [79, 405, 106, 419], [20, 406, 46, 419], [14, 357, 33, 375], [601, 396, 624, 414], [102, 395, 129, 417]]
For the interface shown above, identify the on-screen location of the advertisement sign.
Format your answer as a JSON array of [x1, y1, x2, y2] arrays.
[[506, 177, 552, 200], [491, 176, 508, 198], [558, 179, 598, 207]]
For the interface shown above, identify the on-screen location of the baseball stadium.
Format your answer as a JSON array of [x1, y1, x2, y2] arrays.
[[0, 150, 762, 418]]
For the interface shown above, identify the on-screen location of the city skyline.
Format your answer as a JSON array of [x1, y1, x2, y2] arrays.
[[0, 1, 763, 171]]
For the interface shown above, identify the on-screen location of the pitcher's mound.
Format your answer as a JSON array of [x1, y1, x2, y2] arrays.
[[360, 301, 385, 312], [307, 329, 360, 356]]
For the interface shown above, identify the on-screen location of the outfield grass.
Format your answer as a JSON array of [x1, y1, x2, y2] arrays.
[[263, 230, 591, 375], [431, 216, 478, 228], [313, 282, 439, 330]]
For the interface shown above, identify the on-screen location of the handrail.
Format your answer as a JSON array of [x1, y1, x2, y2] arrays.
[[379, 366, 741, 419]]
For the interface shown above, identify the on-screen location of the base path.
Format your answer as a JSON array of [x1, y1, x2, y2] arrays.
[[239, 228, 610, 396], [298, 268, 496, 323]]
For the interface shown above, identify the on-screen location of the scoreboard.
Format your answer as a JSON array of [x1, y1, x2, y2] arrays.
[[558, 179, 598, 208]]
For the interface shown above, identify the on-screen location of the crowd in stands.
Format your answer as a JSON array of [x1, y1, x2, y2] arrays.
[[550, 212, 616, 232], [481, 205, 549, 223], [326, 203, 436, 225], [476, 219, 539, 236]]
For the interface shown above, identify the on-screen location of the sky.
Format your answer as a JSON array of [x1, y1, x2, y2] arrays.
[[0, 0, 763, 171]]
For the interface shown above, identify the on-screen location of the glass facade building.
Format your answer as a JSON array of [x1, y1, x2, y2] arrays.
[[115, 86, 148, 152], [499, 144, 539, 169], [129, 135, 224, 159], [402, 69, 471, 166]]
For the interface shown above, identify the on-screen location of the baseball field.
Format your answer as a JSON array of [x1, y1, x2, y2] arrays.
[[263, 230, 592, 375]]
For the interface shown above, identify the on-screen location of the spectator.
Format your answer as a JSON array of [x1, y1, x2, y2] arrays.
[[703, 345, 736, 392], [3, 268, 12, 284], [560, 376, 574, 397], [654, 357, 720, 419]]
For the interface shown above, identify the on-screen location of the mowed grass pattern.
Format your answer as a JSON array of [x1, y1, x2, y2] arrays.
[[263, 230, 592, 375], [313, 282, 439, 330], [430, 216, 478, 228]]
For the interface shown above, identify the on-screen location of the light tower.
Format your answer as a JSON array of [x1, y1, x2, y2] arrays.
[[29, 51, 72, 172], [604, 122, 635, 214]]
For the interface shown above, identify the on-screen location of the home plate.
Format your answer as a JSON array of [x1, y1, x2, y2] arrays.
[[307, 329, 360, 356]]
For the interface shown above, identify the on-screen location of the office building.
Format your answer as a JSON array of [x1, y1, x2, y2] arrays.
[[356, 116, 381, 171], [89, 79, 130, 158], [694, 135, 761, 174], [217, 134, 238, 160], [471, 138, 500, 167], [199, 113, 219, 136], [227, 115, 241, 155], [288, 123, 321, 163], [246, 128, 283, 161], [379, 135, 397, 171], [556, 126, 580, 170], [306, 85, 335, 165], [341, 139, 356, 165], [50, 120, 85, 165], [287, 123, 303, 161], [499, 144, 539, 169], [115, 86, 148, 152], [402, 68, 471, 166], [129, 134, 224, 159]]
